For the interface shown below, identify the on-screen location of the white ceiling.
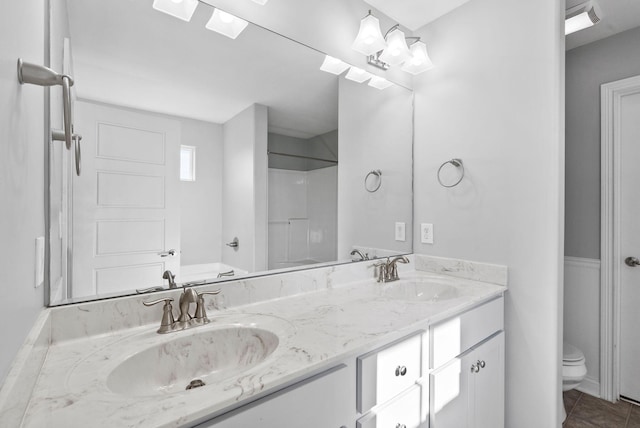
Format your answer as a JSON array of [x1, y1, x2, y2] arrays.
[[364, 0, 640, 51], [566, 0, 640, 50], [363, 0, 473, 31], [66, 0, 339, 138]]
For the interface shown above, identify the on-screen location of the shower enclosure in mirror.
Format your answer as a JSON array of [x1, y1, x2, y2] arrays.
[[48, 0, 414, 305]]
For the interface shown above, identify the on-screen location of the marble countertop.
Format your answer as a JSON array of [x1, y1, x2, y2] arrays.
[[21, 270, 505, 427]]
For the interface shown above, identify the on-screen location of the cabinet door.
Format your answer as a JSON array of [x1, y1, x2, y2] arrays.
[[469, 332, 504, 428], [200, 364, 354, 428], [431, 332, 504, 428], [430, 355, 470, 428]]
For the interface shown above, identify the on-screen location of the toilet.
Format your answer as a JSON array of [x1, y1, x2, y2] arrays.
[[562, 342, 587, 421]]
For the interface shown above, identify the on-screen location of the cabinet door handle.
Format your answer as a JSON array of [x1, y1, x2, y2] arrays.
[[471, 363, 480, 373], [478, 360, 486, 369], [395, 365, 407, 376], [396, 424, 407, 428]]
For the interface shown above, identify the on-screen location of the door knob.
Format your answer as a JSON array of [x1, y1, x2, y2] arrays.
[[625, 257, 640, 267]]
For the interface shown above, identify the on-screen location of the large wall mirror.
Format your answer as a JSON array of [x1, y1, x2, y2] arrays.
[[48, 0, 414, 305]]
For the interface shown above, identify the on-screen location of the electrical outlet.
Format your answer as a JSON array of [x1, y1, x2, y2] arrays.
[[421, 223, 434, 244], [395, 222, 406, 242], [35, 236, 45, 288]]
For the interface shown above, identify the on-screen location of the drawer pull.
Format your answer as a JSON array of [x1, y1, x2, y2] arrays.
[[396, 424, 407, 428], [471, 363, 480, 373], [395, 365, 408, 376], [478, 360, 486, 369]]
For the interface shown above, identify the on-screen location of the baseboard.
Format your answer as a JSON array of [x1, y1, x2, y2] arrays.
[[564, 256, 601, 270], [576, 376, 600, 398]]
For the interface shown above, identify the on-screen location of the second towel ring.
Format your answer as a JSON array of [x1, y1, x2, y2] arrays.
[[365, 169, 382, 193], [437, 158, 464, 188]]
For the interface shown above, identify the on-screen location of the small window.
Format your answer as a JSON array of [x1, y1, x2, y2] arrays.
[[180, 145, 196, 181]]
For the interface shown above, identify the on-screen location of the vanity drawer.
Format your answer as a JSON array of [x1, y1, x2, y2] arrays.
[[357, 332, 424, 413], [430, 296, 504, 369], [357, 384, 423, 428]]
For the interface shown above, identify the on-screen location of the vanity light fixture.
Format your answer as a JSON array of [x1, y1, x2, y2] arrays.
[[345, 66, 373, 83], [565, 0, 601, 35], [206, 9, 249, 39], [152, 0, 199, 22], [401, 41, 434, 75], [352, 11, 434, 75], [378, 27, 411, 66], [351, 11, 387, 56], [320, 55, 350, 75], [368, 76, 393, 90]]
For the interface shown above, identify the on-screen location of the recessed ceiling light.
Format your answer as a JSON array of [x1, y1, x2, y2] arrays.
[[345, 67, 373, 83], [368, 76, 393, 90], [152, 0, 198, 22], [320, 56, 350, 75], [205, 9, 249, 39]]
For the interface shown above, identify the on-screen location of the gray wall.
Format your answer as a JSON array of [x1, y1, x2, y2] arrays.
[[565, 26, 640, 259], [0, 0, 46, 382]]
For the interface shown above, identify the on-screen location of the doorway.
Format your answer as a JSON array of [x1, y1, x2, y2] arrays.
[[600, 74, 640, 403]]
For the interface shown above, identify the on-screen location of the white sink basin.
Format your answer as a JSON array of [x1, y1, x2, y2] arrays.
[[380, 278, 463, 302], [106, 326, 279, 396]]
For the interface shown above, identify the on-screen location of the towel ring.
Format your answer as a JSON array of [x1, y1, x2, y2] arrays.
[[437, 159, 464, 188], [365, 169, 382, 193]]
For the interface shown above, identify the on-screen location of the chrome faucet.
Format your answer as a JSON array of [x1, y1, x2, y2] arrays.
[[143, 286, 221, 334], [350, 249, 369, 261], [372, 256, 410, 283], [163, 270, 178, 289]]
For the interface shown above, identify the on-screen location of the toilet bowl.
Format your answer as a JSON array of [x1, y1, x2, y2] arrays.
[[562, 342, 587, 421]]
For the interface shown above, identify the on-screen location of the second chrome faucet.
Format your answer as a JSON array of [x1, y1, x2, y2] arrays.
[[143, 286, 221, 334]]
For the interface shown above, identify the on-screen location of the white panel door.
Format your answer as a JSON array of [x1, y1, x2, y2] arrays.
[[619, 90, 640, 402], [72, 101, 180, 298]]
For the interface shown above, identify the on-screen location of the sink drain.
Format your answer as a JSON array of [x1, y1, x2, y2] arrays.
[[186, 379, 206, 390]]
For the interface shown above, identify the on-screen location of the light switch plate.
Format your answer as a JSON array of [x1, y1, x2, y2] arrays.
[[421, 223, 434, 244], [35, 236, 45, 288], [395, 222, 406, 242]]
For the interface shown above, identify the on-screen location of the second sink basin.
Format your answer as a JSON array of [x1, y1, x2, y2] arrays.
[[106, 326, 279, 396], [379, 278, 463, 302]]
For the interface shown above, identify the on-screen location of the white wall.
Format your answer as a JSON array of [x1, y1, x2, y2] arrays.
[[338, 78, 413, 259], [179, 119, 224, 265], [0, 0, 46, 382], [412, 0, 565, 426], [222, 104, 268, 273], [565, 26, 640, 259]]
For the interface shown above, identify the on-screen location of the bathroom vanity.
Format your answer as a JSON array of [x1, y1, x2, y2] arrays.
[[202, 296, 504, 428], [0, 255, 506, 428]]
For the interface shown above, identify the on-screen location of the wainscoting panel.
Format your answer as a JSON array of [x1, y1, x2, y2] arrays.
[[564, 256, 601, 397]]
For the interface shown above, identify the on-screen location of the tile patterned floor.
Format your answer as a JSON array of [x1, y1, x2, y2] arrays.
[[563, 390, 640, 428]]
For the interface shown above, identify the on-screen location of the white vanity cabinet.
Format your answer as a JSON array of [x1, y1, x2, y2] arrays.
[[198, 364, 355, 428], [429, 297, 505, 428], [197, 296, 504, 428]]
